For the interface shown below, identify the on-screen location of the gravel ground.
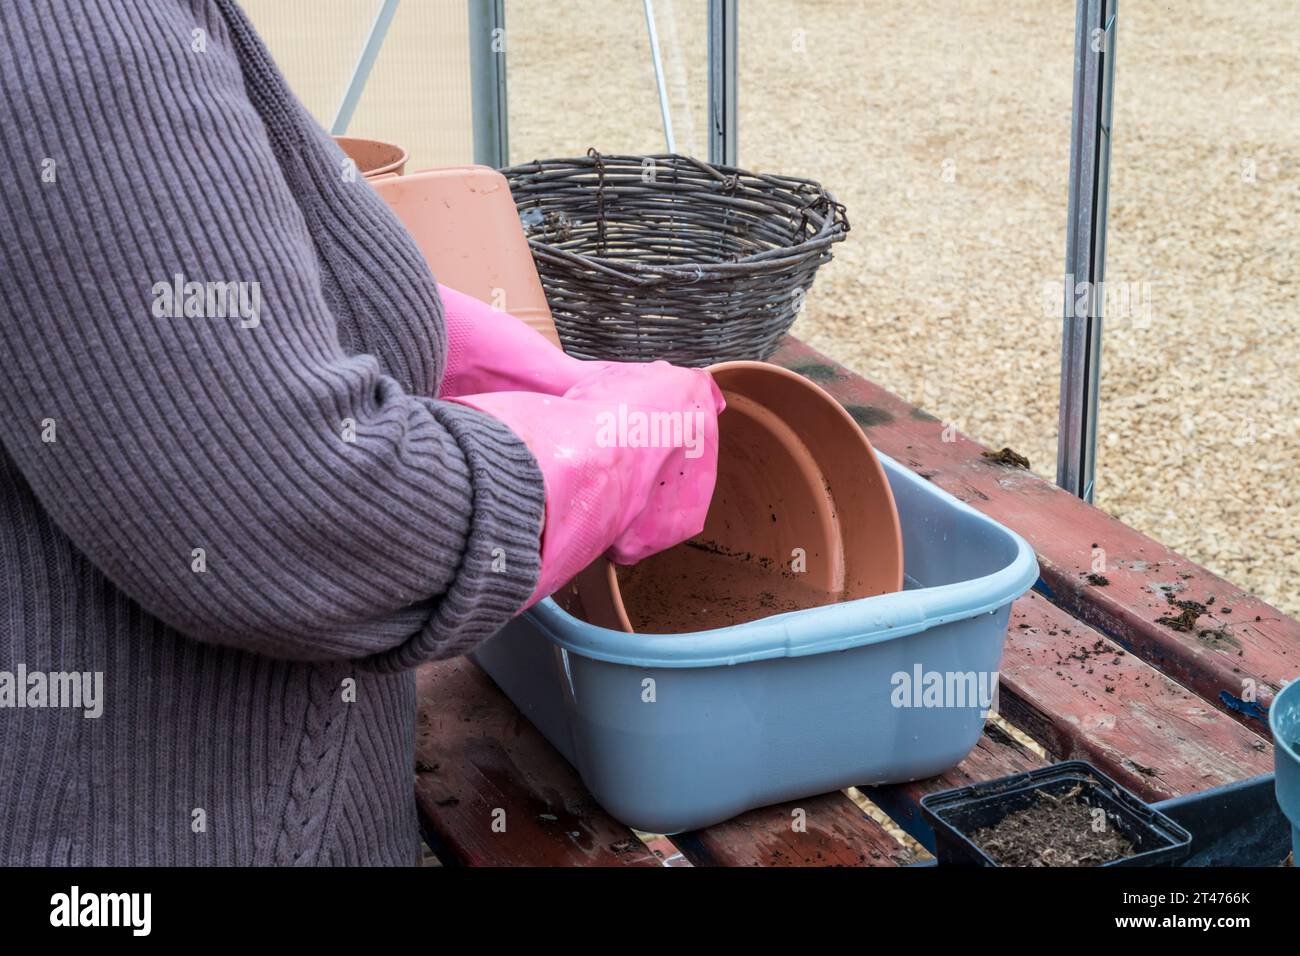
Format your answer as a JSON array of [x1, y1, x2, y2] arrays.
[[505, 0, 1299, 616]]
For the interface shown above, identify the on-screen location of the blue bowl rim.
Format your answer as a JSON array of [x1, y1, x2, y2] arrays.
[[525, 452, 1041, 669]]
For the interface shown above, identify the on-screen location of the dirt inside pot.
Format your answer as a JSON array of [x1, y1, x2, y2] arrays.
[[968, 786, 1137, 867], [556, 362, 903, 635], [614, 538, 842, 633]]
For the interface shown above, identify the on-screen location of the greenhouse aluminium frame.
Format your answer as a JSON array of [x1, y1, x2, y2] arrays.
[[336, 0, 1117, 503]]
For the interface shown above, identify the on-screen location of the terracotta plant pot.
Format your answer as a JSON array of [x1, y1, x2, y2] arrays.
[[557, 360, 904, 633], [371, 166, 562, 346], [333, 135, 409, 179]]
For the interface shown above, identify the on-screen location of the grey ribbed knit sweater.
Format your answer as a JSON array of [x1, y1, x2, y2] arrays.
[[0, 0, 545, 864]]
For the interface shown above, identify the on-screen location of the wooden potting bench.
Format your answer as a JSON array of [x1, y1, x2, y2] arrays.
[[413, 337, 1296, 866]]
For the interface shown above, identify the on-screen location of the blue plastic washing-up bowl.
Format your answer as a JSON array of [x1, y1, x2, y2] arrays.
[[1269, 677, 1300, 862], [473, 452, 1041, 834]]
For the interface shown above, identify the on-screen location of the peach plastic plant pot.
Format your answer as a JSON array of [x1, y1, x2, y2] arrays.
[[371, 165, 561, 347], [333, 135, 409, 179], [558, 360, 904, 633]]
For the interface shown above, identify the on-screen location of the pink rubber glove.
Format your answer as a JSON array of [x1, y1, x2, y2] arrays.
[[438, 283, 615, 398], [452, 362, 725, 609]]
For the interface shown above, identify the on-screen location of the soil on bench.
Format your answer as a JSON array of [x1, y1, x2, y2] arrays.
[[615, 538, 841, 632], [1156, 593, 1208, 632], [968, 786, 1137, 867], [981, 446, 1031, 469]]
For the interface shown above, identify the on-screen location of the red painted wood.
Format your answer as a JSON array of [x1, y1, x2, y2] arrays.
[[998, 591, 1273, 800], [772, 337, 1300, 730], [673, 792, 914, 867], [414, 659, 662, 866]]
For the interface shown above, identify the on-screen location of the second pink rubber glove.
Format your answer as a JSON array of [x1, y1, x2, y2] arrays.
[[452, 362, 725, 609], [438, 283, 615, 398]]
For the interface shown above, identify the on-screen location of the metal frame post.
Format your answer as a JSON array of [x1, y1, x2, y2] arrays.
[[644, 0, 677, 152], [330, 0, 402, 135], [1056, 0, 1117, 503], [468, 0, 509, 168], [707, 0, 737, 165]]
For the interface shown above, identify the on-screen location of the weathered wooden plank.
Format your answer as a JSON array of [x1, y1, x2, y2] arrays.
[[996, 590, 1274, 800], [673, 792, 914, 867], [414, 658, 661, 866], [772, 337, 1300, 731]]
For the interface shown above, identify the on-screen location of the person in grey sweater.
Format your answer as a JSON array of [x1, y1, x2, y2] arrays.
[[0, 0, 720, 865]]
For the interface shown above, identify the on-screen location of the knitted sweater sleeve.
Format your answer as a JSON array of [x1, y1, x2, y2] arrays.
[[0, 0, 544, 667]]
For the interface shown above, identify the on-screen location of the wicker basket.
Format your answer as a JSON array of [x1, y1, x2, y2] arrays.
[[501, 150, 849, 366]]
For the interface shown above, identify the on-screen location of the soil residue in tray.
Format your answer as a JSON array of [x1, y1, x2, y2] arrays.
[[968, 786, 1136, 867], [614, 538, 841, 632]]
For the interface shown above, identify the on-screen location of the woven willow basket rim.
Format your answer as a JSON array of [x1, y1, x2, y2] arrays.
[[501, 150, 850, 286]]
